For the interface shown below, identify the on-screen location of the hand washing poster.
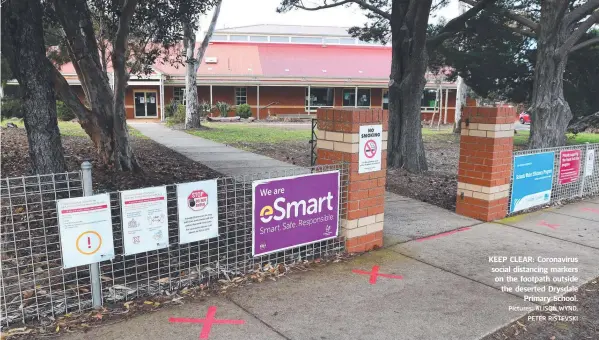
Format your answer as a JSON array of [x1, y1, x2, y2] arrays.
[[510, 152, 555, 213], [120, 186, 169, 255], [252, 171, 340, 256]]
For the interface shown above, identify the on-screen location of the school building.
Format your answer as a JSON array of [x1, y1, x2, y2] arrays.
[[57, 25, 462, 123]]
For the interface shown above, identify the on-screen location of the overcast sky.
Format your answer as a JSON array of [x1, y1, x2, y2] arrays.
[[199, 0, 461, 34]]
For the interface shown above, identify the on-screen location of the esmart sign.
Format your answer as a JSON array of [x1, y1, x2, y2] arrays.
[[510, 152, 555, 213]]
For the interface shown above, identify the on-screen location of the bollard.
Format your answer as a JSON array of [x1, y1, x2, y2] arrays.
[[81, 161, 103, 309]]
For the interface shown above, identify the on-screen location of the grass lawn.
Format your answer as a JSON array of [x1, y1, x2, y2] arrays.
[[514, 130, 599, 147], [1, 118, 145, 138], [186, 122, 311, 144]]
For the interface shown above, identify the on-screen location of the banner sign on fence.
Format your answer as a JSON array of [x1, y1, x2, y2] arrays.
[[558, 150, 581, 185], [177, 180, 219, 244], [252, 171, 340, 256], [585, 149, 595, 177], [121, 186, 169, 255], [359, 125, 382, 174], [57, 194, 115, 268], [510, 152, 555, 213]]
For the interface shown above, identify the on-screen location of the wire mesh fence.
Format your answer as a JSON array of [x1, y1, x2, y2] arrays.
[[508, 142, 599, 215], [1, 163, 348, 327]]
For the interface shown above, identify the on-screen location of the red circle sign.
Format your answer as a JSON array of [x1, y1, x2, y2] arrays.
[[364, 139, 377, 159], [188, 190, 208, 211]]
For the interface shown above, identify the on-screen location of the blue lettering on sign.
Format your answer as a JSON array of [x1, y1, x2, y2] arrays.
[[510, 152, 555, 213]]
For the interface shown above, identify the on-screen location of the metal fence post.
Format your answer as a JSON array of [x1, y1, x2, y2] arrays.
[[579, 143, 589, 197], [81, 161, 103, 308]]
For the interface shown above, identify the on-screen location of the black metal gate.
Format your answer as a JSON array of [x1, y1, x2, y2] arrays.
[[310, 118, 318, 166]]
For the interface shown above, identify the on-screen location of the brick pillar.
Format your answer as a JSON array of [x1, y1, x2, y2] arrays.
[[456, 106, 516, 221], [316, 108, 388, 253]]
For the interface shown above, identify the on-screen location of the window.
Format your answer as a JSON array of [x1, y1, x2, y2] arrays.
[[235, 87, 247, 105], [343, 88, 371, 107], [270, 36, 289, 43], [230, 35, 248, 42], [342, 88, 355, 107], [339, 38, 357, 45], [211, 34, 228, 41], [249, 35, 268, 42], [173, 87, 186, 105], [290, 36, 323, 44], [421, 89, 438, 110], [305, 87, 334, 110], [382, 89, 389, 110], [323, 38, 340, 44]]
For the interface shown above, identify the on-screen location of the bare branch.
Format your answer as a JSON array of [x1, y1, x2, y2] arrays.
[[570, 36, 599, 53], [562, 9, 599, 54], [427, 0, 497, 48], [460, 0, 538, 31], [292, 0, 391, 20], [504, 25, 536, 38], [194, 0, 223, 73], [564, 0, 599, 25]]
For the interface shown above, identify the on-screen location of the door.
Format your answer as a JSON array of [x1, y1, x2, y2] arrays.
[[134, 91, 158, 118]]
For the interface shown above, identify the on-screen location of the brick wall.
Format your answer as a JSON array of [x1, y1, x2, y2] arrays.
[[316, 108, 388, 253], [455, 106, 516, 221]]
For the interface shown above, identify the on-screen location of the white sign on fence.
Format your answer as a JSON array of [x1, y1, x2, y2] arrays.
[[57, 194, 115, 269], [358, 124, 382, 173], [177, 180, 219, 244], [120, 186, 169, 255], [585, 149, 595, 177]]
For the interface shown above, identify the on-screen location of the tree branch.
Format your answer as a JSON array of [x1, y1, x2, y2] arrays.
[[504, 24, 537, 38], [570, 36, 599, 53], [562, 9, 599, 54], [194, 0, 223, 73], [460, 0, 538, 31], [427, 0, 497, 48], [292, 0, 391, 20], [564, 0, 599, 25]]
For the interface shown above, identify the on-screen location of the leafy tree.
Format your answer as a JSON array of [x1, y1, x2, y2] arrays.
[[183, 0, 222, 129], [1, 0, 66, 174], [459, 0, 599, 148], [279, 0, 497, 173]]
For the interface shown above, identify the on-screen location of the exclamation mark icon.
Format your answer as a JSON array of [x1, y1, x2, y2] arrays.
[[87, 236, 91, 249]]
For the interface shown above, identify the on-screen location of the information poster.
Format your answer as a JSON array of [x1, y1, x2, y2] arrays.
[[120, 186, 169, 255], [358, 125, 382, 174], [252, 171, 339, 256], [177, 180, 219, 244], [558, 150, 581, 185], [510, 152, 555, 213], [584, 149, 595, 177], [57, 194, 115, 269]]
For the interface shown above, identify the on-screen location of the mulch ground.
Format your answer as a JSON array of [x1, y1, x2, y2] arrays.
[[1, 127, 221, 190], [483, 278, 599, 340], [235, 133, 461, 211]]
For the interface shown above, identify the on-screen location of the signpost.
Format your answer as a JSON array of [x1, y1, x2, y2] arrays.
[[358, 125, 382, 173], [510, 152, 555, 213], [57, 193, 115, 269], [177, 180, 219, 244], [120, 186, 169, 255], [558, 150, 581, 185], [252, 171, 340, 256]]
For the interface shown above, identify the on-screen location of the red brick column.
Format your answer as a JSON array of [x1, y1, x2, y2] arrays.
[[316, 108, 388, 253], [456, 106, 516, 221]]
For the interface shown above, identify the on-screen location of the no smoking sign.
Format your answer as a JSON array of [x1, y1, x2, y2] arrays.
[[359, 125, 382, 173], [188, 190, 208, 211]]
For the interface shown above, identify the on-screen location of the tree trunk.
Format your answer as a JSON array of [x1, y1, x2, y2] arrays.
[[183, 22, 201, 129], [52, 0, 140, 171], [2, 0, 66, 174], [528, 1, 572, 149], [183, 1, 222, 129], [387, 0, 430, 173]]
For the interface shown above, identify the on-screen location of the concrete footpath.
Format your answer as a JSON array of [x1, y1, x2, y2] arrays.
[[73, 122, 599, 340]]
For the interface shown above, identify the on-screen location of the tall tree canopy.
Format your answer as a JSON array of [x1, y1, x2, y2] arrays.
[[279, 0, 497, 173]]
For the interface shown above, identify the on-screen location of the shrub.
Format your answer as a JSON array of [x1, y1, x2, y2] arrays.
[[165, 100, 179, 118], [199, 101, 213, 118], [236, 103, 252, 119], [0, 98, 23, 119], [215, 101, 231, 117], [166, 104, 186, 126], [56, 101, 76, 121]]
